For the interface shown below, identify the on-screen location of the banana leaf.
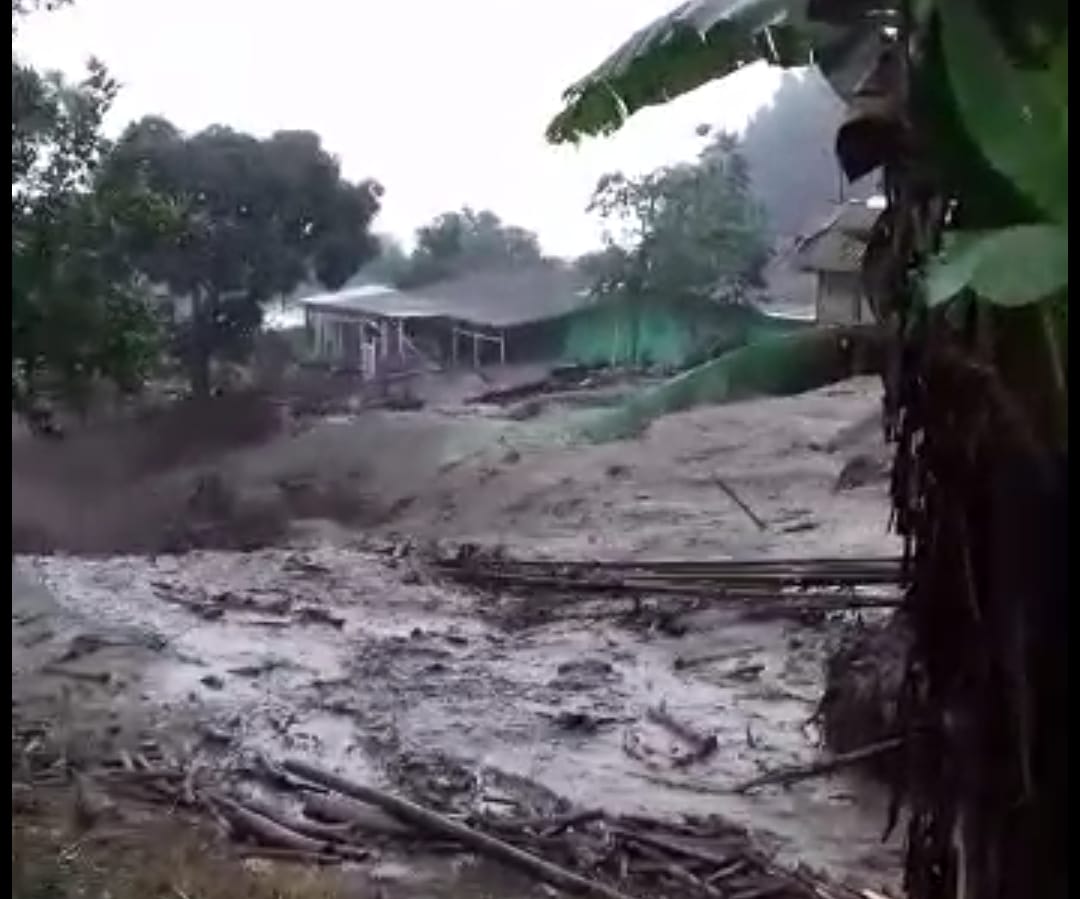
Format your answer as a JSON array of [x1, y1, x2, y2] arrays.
[[546, 0, 894, 144]]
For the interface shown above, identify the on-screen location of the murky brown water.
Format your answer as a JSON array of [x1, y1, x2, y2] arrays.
[[17, 544, 902, 892]]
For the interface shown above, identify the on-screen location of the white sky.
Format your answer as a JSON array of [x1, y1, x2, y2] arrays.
[[15, 0, 783, 257]]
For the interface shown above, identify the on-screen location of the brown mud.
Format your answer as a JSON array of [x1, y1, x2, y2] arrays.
[[13, 374, 903, 897]]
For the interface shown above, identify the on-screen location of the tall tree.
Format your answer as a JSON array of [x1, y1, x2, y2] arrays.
[[382, 206, 544, 288], [585, 136, 769, 302], [101, 119, 383, 395], [12, 1, 165, 425]]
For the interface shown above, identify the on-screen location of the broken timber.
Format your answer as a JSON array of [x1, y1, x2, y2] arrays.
[[433, 551, 903, 610]]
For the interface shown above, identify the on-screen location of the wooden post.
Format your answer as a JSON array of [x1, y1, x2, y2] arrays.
[[451, 327, 458, 368], [473, 332, 480, 368], [500, 330, 506, 365]]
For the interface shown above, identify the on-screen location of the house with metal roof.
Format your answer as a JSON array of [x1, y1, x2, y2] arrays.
[[297, 263, 812, 379], [297, 265, 591, 377], [789, 201, 881, 325]]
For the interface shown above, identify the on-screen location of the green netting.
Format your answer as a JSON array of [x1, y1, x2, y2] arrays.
[[555, 296, 807, 369], [577, 326, 865, 443]]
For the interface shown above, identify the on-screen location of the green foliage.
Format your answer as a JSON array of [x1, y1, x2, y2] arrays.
[[100, 119, 383, 392], [544, 0, 901, 145], [925, 226, 1068, 307], [12, 7, 165, 417], [546, 0, 811, 143], [349, 234, 411, 286], [585, 136, 769, 302], [368, 207, 544, 289], [923, 1, 1067, 309], [938, 0, 1067, 225]]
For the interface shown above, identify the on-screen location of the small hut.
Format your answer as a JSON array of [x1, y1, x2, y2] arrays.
[[792, 202, 880, 325]]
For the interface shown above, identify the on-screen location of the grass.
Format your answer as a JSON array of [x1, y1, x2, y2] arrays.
[[12, 788, 349, 899]]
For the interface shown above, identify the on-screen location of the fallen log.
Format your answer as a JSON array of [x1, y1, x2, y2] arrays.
[[609, 825, 739, 870], [302, 790, 415, 836], [448, 572, 902, 609], [214, 795, 369, 862], [283, 759, 636, 899], [731, 738, 903, 794], [239, 794, 360, 843], [236, 846, 342, 865]]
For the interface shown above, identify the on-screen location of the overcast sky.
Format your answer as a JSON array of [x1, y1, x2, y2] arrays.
[[15, 0, 783, 257]]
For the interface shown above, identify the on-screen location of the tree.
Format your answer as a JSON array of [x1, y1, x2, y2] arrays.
[[12, 2, 165, 426], [548, 3, 1066, 899], [349, 234, 410, 286], [100, 118, 383, 395], [585, 135, 769, 302], [374, 206, 544, 289]]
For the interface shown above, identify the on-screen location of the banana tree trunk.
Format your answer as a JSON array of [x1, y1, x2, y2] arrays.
[[891, 312, 1067, 899]]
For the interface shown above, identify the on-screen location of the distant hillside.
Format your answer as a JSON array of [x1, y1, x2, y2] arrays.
[[738, 69, 877, 241]]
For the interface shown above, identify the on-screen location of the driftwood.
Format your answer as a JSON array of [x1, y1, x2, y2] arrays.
[[213, 795, 369, 861], [302, 790, 414, 836], [647, 704, 718, 767], [714, 476, 768, 531], [236, 846, 341, 865], [14, 736, 875, 899], [732, 738, 903, 794], [239, 795, 359, 843], [610, 825, 741, 870], [283, 759, 636, 899], [540, 808, 606, 837], [435, 552, 904, 617]]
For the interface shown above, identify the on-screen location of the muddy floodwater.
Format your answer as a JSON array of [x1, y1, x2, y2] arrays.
[[13, 376, 905, 896], [16, 543, 902, 892]]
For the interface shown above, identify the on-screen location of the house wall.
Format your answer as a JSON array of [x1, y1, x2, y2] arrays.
[[505, 297, 810, 371], [305, 309, 379, 375], [816, 272, 873, 325]]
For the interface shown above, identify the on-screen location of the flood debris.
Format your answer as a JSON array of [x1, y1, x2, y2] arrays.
[[645, 704, 719, 768], [731, 738, 904, 795], [30, 739, 866, 899], [713, 475, 769, 531], [434, 550, 903, 622], [818, 615, 908, 776], [14, 696, 884, 899]]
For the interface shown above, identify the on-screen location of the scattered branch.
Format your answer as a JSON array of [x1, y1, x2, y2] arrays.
[[715, 475, 768, 530], [731, 738, 903, 794], [283, 759, 636, 899]]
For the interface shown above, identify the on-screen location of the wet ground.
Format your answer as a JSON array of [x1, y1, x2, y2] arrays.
[[14, 542, 902, 894], [12, 375, 903, 897]]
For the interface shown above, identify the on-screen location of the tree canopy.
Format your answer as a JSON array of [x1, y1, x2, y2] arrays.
[[584, 136, 769, 302], [358, 207, 544, 289], [100, 118, 383, 393], [12, 3, 165, 422]]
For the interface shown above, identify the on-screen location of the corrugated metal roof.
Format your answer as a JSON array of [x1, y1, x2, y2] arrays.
[[790, 202, 881, 273], [299, 266, 591, 329]]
